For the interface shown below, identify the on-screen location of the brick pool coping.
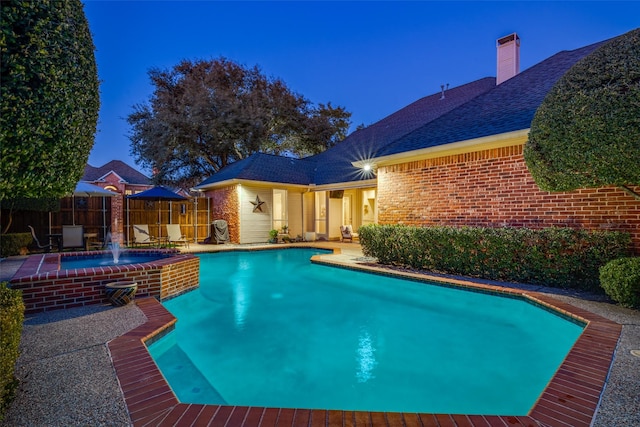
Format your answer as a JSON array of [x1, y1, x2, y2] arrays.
[[109, 259, 622, 427]]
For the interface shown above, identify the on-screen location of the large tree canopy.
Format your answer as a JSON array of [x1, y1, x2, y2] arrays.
[[0, 0, 100, 200], [524, 28, 640, 195], [128, 58, 351, 187]]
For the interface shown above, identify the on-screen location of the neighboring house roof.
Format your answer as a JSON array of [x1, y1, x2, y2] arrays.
[[83, 160, 151, 185], [195, 36, 612, 190], [197, 153, 317, 187]]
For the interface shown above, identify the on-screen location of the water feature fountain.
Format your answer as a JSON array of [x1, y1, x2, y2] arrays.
[[108, 232, 122, 264]]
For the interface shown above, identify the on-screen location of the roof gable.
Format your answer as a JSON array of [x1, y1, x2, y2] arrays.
[[83, 160, 151, 185], [197, 153, 317, 187]]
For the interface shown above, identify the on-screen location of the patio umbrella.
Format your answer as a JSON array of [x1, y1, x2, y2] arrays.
[[126, 186, 188, 240], [71, 182, 118, 226]]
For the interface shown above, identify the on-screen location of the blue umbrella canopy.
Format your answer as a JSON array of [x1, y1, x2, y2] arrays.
[[126, 185, 187, 201], [126, 186, 188, 239]]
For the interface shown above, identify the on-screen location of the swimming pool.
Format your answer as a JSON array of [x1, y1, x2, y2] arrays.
[[149, 248, 584, 415]]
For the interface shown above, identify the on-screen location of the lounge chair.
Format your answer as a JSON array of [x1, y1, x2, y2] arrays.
[[166, 224, 190, 248], [340, 225, 358, 242], [132, 224, 157, 246], [62, 225, 85, 251], [28, 225, 54, 252]]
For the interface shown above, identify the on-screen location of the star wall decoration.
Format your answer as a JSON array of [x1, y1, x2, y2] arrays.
[[250, 195, 265, 212]]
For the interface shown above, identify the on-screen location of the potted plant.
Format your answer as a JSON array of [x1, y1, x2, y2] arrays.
[[281, 225, 288, 234], [268, 229, 279, 243]]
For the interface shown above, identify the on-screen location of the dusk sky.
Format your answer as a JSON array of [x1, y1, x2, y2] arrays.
[[82, 1, 640, 174]]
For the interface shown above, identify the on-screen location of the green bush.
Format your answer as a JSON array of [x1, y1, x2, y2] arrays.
[[0, 282, 24, 421], [0, 233, 32, 258], [359, 224, 631, 291], [600, 257, 640, 308], [525, 28, 640, 192]]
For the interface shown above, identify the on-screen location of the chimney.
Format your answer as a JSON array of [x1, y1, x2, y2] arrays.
[[496, 33, 520, 84]]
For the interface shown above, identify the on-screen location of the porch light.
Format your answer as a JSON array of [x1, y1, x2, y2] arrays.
[[351, 158, 377, 178]]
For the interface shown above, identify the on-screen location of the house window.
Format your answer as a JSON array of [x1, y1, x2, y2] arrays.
[[273, 189, 287, 231], [315, 191, 327, 234]]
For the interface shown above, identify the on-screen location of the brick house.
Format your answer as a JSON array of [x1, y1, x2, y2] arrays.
[[195, 33, 639, 251], [82, 160, 153, 243]]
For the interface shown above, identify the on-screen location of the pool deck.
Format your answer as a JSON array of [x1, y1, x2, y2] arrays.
[[1, 242, 639, 426]]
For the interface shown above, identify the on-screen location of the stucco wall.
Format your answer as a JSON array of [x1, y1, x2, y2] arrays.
[[377, 144, 640, 252]]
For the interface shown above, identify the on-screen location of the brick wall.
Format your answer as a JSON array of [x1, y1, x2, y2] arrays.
[[207, 185, 240, 243], [11, 252, 199, 314], [377, 145, 640, 252]]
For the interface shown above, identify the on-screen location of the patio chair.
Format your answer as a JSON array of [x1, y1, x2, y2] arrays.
[[340, 225, 358, 242], [28, 225, 54, 252], [132, 224, 157, 246], [62, 225, 85, 251], [166, 224, 190, 248]]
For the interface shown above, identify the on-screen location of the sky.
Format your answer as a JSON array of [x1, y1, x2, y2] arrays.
[[82, 1, 640, 174]]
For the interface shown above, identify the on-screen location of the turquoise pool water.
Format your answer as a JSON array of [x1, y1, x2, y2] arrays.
[[60, 253, 166, 269], [149, 248, 584, 415]]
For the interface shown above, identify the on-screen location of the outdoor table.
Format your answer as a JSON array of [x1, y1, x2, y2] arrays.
[[46, 232, 99, 251], [83, 232, 98, 251]]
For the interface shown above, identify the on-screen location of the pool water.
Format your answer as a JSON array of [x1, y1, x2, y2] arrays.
[[60, 254, 167, 269], [149, 248, 584, 415]]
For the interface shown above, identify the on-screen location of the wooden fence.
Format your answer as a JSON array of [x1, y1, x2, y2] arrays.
[[1, 195, 212, 247], [124, 198, 211, 245]]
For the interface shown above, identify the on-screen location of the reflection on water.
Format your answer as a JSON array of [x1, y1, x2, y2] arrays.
[[356, 328, 377, 383], [232, 258, 251, 330]]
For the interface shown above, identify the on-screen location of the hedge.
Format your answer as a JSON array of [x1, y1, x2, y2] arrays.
[[0, 283, 24, 421], [358, 224, 631, 291], [0, 233, 32, 258], [600, 257, 640, 308]]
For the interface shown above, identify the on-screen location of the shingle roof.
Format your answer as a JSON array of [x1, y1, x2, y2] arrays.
[[83, 160, 151, 185], [196, 78, 496, 188], [376, 41, 607, 158], [196, 153, 317, 187], [310, 77, 496, 185], [196, 36, 612, 189]]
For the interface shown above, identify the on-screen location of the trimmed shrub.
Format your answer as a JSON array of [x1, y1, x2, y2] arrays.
[[525, 28, 640, 192], [0, 233, 32, 258], [0, 283, 24, 421], [600, 257, 640, 308], [359, 224, 631, 291]]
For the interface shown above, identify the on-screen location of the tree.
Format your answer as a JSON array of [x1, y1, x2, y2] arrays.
[[0, 0, 100, 201], [128, 58, 351, 187], [524, 28, 640, 198]]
